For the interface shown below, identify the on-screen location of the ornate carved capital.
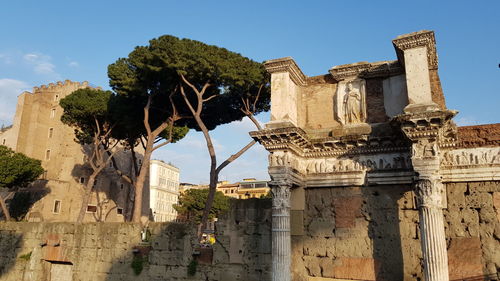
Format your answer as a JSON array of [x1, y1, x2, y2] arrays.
[[414, 179, 444, 208], [392, 30, 438, 70], [269, 180, 292, 211]]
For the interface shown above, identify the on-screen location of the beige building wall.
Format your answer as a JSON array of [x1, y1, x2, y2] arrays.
[[0, 80, 140, 222], [149, 159, 180, 222]]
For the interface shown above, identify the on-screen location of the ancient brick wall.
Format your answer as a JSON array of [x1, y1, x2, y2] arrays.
[[0, 199, 272, 281], [293, 181, 500, 281]]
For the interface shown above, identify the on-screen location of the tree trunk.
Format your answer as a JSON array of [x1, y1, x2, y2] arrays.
[[199, 171, 218, 237], [198, 122, 218, 238], [132, 146, 153, 223], [0, 194, 11, 221], [76, 173, 97, 223]]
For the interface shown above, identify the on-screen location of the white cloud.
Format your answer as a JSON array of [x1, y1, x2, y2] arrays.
[[455, 116, 480, 126], [225, 114, 267, 133], [0, 79, 30, 126], [68, 61, 79, 67], [23, 52, 61, 79], [0, 53, 12, 64]]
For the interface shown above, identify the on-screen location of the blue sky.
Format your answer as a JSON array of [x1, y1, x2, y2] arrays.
[[1, 1, 498, 183]]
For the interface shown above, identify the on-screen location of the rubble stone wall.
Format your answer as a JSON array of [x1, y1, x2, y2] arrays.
[[1, 182, 499, 281], [0, 199, 272, 281], [293, 181, 500, 281]]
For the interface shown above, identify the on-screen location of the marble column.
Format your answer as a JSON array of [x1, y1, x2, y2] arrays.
[[415, 179, 449, 281], [271, 181, 292, 281]]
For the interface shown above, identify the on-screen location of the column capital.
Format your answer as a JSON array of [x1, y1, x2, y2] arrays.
[[270, 184, 291, 210], [415, 179, 445, 209]]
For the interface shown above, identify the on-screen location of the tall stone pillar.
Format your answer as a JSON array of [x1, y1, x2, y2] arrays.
[[415, 178, 449, 281], [394, 31, 456, 281], [397, 109, 456, 281], [270, 179, 292, 281]]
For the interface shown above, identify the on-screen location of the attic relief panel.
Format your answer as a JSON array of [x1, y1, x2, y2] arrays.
[[441, 147, 500, 167], [334, 79, 367, 125]]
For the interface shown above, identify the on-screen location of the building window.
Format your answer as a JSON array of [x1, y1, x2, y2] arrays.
[[80, 177, 85, 184], [2, 139, 5, 145], [54, 94, 59, 101], [48, 128, 54, 138], [53, 200, 61, 213], [117, 208, 123, 215], [86, 205, 97, 213], [50, 108, 56, 118], [45, 149, 51, 160]]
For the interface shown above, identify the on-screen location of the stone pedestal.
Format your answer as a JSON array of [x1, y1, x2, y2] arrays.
[[415, 179, 449, 281], [270, 181, 292, 281]]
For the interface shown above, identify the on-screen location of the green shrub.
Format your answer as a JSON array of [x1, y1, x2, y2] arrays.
[[131, 255, 147, 275], [19, 251, 32, 261], [187, 259, 198, 276]]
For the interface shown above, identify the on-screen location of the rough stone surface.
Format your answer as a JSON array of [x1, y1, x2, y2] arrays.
[[0, 199, 272, 281], [447, 237, 483, 280], [291, 181, 500, 281], [429, 69, 446, 110]]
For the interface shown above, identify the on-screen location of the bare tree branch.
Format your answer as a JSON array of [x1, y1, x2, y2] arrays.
[[216, 140, 256, 174]]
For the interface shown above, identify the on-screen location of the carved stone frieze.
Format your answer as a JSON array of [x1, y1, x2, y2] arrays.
[[412, 138, 438, 160], [304, 152, 412, 174], [441, 147, 500, 167], [392, 30, 438, 70]]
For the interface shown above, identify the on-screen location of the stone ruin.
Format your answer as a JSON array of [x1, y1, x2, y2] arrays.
[[251, 31, 500, 281]]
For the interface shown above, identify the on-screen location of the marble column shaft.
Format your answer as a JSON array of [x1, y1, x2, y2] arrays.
[[271, 183, 291, 281], [415, 179, 449, 281]]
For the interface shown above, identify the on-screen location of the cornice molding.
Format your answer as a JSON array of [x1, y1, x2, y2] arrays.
[[392, 30, 438, 70], [329, 60, 403, 80], [264, 57, 307, 86], [250, 126, 409, 157]]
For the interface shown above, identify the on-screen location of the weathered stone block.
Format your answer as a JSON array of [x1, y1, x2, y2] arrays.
[[303, 256, 322, 277], [333, 196, 363, 229], [307, 219, 334, 237], [448, 237, 483, 280], [466, 191, 492, 208], [302, 237, 328, 257], [329, 257, 377, 281], [447, 182, 467, 208], [335, 237, 372, 258]]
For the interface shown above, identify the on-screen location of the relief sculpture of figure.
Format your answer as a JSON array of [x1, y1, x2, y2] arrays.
[[343, 82, 361, 124]]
